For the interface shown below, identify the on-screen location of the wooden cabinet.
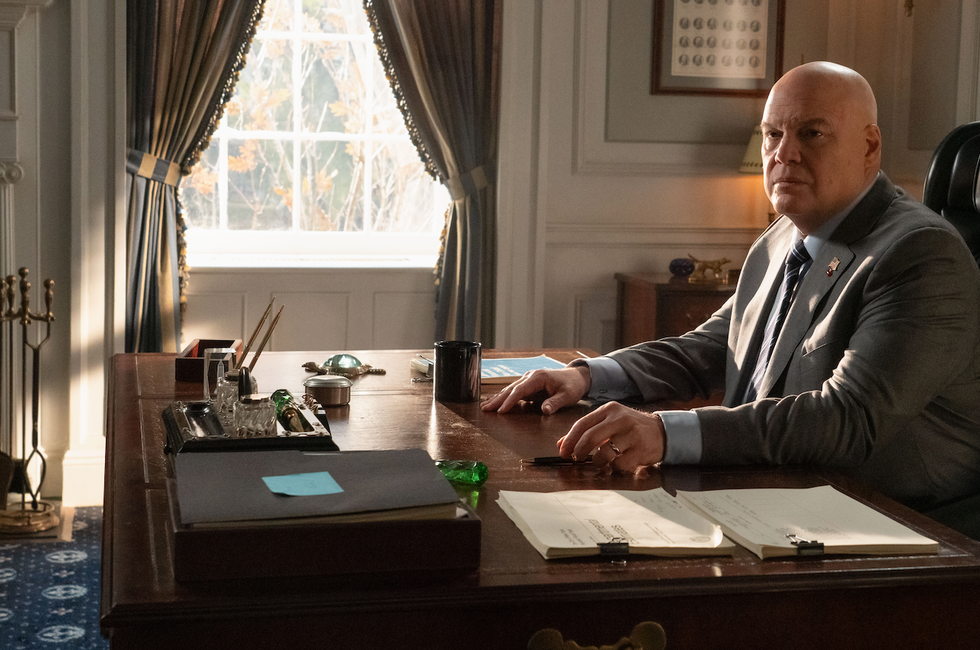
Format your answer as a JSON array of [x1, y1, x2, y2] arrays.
[[615, 272, 736, 347]]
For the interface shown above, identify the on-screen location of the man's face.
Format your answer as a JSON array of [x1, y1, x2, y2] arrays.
[[761, 76, 877, 233]]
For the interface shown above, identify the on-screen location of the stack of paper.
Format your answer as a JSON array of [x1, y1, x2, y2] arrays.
[[499, 485, 939, 560], [676, 485, 940, 559], [497, 488, 734, 559]]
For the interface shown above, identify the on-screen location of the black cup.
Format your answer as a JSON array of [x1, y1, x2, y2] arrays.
[[434, 340, 482, 402]]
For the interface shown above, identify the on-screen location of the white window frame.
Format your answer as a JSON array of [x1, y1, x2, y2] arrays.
[[183, 0, 446, 270]]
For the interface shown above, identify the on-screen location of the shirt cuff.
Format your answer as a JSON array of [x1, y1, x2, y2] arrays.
[[569, 356, 641, 403], [658, 410, 703, 464]]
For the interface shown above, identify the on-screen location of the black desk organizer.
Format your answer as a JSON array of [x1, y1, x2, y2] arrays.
[[162, 400, 340, 456]]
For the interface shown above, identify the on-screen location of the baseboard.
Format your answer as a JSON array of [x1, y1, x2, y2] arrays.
[[61, 450, 105, 506]]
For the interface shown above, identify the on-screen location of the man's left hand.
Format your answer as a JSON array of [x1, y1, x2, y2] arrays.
[[557, 402, 666, 472]]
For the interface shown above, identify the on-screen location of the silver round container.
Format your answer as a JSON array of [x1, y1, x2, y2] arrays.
[[304, 374, 352, 406]]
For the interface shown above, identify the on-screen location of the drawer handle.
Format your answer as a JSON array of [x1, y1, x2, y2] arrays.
[[528, 621, 666, 650]]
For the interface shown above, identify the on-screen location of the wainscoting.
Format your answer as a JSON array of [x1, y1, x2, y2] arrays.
[[541, 222, 760, 354], [182, 266, 439, 352], [183, 217, 760, 358]]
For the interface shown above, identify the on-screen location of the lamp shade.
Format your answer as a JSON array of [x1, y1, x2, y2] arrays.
[[739, 125, 764, 173]]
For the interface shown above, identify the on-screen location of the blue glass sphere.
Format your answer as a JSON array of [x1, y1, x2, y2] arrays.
[[669, 258, 695, 278]]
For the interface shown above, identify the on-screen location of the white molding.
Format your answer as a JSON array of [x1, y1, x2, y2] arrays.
[[111, 0, 126, 355], [572, 0, 744, 176], [547, 222, 761, 248], [61, 449, 106, 506], [0, 1, 50, 28], [0, 0, 42, 271], [573, 291, 617, 353], [958, 1, 980, 123], [495, 0, 545, 347], [0, 1, 54, 492], [0, 159, 18, 265], [65, 0, 121, 505]]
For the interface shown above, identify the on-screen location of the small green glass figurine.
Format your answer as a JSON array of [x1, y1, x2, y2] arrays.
[[436, 460, 489, 487]]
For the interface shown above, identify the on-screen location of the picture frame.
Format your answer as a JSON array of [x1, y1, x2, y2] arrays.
[[652, 0, 785, 97]]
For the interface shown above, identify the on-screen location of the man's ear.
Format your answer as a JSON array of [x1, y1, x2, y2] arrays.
[[865, 124, 882, 159]]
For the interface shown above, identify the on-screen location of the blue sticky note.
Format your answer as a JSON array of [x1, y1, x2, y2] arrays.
[[262, 471, 344, 497]]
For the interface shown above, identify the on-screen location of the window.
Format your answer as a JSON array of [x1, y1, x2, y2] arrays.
[[181, 0, 448, 268]]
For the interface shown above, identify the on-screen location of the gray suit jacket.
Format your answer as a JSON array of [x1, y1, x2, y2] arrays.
[[610, 174, 980, 512]]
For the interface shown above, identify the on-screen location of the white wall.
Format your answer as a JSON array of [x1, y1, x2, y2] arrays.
[[495, 0, 969, 354], [174, 0, 974, 358], [182, 267, 439, 352], [1, 0, 120, 506], [2, 0, 75, 501]]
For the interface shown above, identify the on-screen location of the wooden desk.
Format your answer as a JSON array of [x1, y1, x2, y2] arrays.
[[615, 272, 736, 347], [101, 350, 980, 649]]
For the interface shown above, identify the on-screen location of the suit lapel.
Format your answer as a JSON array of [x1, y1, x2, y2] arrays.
[[758, 174, 896, 397], [760, 241, 854, 396], [727, 223, 795, 405]]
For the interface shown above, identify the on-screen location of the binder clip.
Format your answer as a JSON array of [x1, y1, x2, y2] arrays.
[[786, 533, 824, 556], [598, 537, 630, 557]]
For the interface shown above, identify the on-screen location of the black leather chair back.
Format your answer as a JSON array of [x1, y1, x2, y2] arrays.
[[923, 121, 980, 267], [921, 122, 980, 541]]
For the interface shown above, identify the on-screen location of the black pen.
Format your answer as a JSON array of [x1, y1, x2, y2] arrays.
[[521, 455, 593, 466]]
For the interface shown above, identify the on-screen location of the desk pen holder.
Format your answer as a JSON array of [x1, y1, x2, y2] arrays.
[[175, 338, 243, 383]]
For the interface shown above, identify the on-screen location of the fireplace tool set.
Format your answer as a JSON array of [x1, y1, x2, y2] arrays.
[[0, 267, 57, 534]]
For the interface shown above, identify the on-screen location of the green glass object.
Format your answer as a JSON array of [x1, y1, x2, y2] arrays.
[[271, 388, 295, 413], [270, 388, 312, 433], [436, 460, 488, 486], [318, 354, 386, 378], [325, 353, 362, 370]]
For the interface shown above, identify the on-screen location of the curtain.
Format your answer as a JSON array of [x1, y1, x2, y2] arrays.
[[126, 0, 265, 352], [364, 0, 502, 345]]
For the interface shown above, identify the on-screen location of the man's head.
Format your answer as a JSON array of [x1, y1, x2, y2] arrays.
[[761, 61, 882, 234]]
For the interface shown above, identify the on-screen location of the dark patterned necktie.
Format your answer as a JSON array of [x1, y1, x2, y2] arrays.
[[743, 239, 811, 403]]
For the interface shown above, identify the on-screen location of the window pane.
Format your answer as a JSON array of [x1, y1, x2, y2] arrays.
[[182, 145, 221, 229], [182, 0, 442, 265], [301, 39, 364, 134], [226, 39, 294, 132], [227, 139, 294, 231], [303, 0, 371, 36], [371, 140, 446, 233], [301, 139, 363, 231], [259, 0, 295, 32]]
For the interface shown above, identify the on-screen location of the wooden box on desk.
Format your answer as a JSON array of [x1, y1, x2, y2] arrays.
[[175, 338, 243, 383], [164, 480, 481, 582]]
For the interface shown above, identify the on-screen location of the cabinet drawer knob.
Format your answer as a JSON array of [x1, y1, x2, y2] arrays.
[[528, 621, 666, 650]]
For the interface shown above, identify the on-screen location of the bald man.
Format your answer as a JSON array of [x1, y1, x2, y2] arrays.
[[484, 62, 980, 530]]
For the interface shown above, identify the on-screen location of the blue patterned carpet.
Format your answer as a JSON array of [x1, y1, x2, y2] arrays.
[[0, 506, 107, 649]]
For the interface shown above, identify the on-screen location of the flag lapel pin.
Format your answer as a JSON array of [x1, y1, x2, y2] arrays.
[[827, 257, 840, 277]]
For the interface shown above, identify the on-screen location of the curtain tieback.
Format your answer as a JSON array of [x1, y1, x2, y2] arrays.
[[127, 149, 182, 187], [445, 165, 493, 201]]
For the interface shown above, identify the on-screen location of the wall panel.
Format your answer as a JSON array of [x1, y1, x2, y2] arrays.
[[182, 268, 436, 353]]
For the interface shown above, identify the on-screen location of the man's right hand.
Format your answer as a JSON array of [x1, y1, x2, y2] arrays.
[[480, 364, 592, 415]]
